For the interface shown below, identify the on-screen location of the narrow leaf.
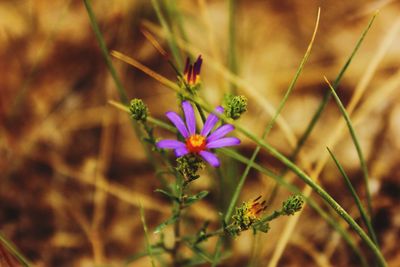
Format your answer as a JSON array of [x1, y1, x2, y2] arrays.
[[325, 77, 378, 245], [154, 189, 179, 202], [184, 191, 209, 206], [139, 204, 156, 267], [154, 214, 179, 234]]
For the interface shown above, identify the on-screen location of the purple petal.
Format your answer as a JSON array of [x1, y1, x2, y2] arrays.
[[166, 111, 189, 138], [184, 57, 190, 74], [194, 55, 203, 76], [201, 106, 224, 136], [206, 137, 240, 149], [207, 124, 235, 142], [199, 151, 220, 167], [182, 101, 196, 135], [175, 147, 189, 157], [157, 139, 186, 149]]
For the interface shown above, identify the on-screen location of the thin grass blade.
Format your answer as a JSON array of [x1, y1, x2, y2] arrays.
[[325, 77, 378, 245], [140, 204, 156, 267]]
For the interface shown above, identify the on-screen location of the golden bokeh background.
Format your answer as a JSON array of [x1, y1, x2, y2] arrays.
[[1, 0, 400, 266]]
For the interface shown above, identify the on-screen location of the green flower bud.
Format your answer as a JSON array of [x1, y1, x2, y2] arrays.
[[224, 95, 248, 120], [129, 98, 148, 122], [176, 154, 205, 183], [282, 195, 304, 216]]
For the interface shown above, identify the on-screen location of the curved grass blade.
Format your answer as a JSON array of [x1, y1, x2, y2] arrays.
[[111, 53, 387, 267], [325, 77, 378, 245], [108, 100, 368, 265], [213, 7, 321, 265], [327, 147, 377, 245], [291, 12, 378, 160]]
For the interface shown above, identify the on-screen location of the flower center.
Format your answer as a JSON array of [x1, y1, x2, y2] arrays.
[[246, 198, 267, 219], [186, 134, 206, 153]]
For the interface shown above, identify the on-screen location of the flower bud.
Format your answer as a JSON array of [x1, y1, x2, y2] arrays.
[[282, 195, 304, 216], [224, 95, 248, 120], [129, 98, 148, 122]]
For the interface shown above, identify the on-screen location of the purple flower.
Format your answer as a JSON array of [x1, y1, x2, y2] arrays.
[[183, 55, 202, 86], [156, 101, 240, 167]]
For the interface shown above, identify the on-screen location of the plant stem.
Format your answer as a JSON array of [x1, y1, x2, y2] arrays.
[[110, 102, 368, 266], [227, 0, 238, 93], [327, 148, 377, 246], [111, 52, 386, 267], [151, 0, 183, 70], [83, 0, 128, 104], [171, 180, 187, 266], [325, 77, 376, 243], [0, 232, 31, 267]]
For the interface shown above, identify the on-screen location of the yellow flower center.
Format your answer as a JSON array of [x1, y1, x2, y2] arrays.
[[186, 134, 206, 153], [246, 197, 267, 219]]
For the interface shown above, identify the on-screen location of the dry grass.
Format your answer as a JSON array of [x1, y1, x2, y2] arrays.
[[1, 1, 400, 266]]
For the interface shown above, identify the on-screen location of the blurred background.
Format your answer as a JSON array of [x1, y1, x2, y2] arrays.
[[1, 0, 400, 266]]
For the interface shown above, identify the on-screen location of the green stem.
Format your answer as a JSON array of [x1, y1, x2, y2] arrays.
[[293, 12, 377, 157], [177, 93, 384, 266], [142, 114, 368, 266], [327, 148, 377, 246], [231, 123, 386, 267], [84, 0, 172, 196], [151, 0, 183, 70], [120, 74, 387, 266], [325, 80, 377, 244], [139, 205, 156, 267], [113, 52, 385, 266], [0, 232, 31, 267], [83, 0, 128, 104], [227, 0, 238, 93], [267, 11, 378, 206], [167, 0, 189, 46], [224, 7, 320, 223]]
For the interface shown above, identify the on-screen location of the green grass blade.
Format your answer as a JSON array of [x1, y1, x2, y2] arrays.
[[325, 77, 377, 245], [327, 147, 377, 246], [140, 204, 156, 267], [112, 53, 386, 267], [151, 0, 183, 70], [215, 10, 320, 262], [228, 0, 238, 93], [124, 248, 165, 265], [83, 0, 129, 104], [0, 232, 31, 267], [84, 0, 173, 191], [109, 102, 368, 265], [267, 11, 378, 206], [166, 0, 189, 47], [291, 12, 377, 160], [224, 7, 320, 224]]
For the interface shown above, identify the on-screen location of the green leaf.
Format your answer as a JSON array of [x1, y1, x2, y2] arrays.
[[253, 222, 270, 233], [184, 191, 209, 206], [139, 204, 156, 267], [124, 247, 165, 265], [327, 147, 378, 246], [154, 189, 179, 202], [154, 214, 179, 234]]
